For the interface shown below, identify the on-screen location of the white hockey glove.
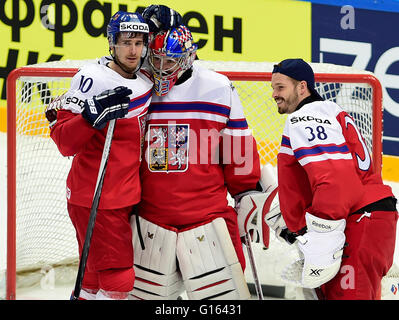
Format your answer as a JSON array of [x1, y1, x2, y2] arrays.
[[281, 212, 346, 288], [236, 164, 283, 248]]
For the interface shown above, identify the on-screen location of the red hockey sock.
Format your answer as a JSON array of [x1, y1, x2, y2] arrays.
[[98, 267, 135, 293]]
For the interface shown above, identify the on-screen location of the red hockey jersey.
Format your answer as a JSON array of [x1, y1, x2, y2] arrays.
[[50, 63, 153, 209], [277, 99, 393, 233], [138, 64, 261, 227]]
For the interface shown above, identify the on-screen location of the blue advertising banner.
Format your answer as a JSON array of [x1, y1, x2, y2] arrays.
[[311, 3, 399, 156], [300, 0, 399, 13]]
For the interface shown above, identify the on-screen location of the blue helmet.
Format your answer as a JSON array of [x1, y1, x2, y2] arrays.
[[107, 11, 149, 74], [107, 11, 149, 47]]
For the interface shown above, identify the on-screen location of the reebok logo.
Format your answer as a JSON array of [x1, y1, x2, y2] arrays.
[[312, 221, 332, 230]]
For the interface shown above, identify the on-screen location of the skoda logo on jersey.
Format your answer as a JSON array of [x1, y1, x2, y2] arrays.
[[148, 124, 189, 172], [120, 22, 149, 33]]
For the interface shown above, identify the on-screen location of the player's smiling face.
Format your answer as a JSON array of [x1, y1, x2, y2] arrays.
[[114, 32, 145, 72], [271, 73, 302, 114]]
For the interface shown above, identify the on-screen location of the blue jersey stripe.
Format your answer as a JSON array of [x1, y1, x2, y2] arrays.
[[281, 136, 291, 148], [129, 90, 152, 110], [149, 102, 231, 116], [294, 144, 350, 159], [226, 119, 248, 129]]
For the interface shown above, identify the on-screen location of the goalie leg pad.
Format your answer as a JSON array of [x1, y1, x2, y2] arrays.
[[177, 218, 251, 300], [129, 215, 184, 300]]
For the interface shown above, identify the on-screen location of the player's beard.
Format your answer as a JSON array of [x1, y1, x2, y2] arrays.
[[276, 90, 299, 114]]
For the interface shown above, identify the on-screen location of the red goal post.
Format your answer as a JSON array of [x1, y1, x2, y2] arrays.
[[5, 60, 384, 300]]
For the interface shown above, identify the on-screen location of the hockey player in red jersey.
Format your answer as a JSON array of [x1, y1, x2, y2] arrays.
[[45, 11, 153, 300], [270, 58, 398, 299], [128, 6, 270, 300]]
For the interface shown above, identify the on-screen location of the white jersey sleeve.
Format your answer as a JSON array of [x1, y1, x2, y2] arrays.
[[62, 63, 153, 119], [221, 83, 253, 137], [63, 64, 107, 114]]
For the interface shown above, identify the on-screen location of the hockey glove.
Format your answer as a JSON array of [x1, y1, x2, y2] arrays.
[[142, 5, 183, 33], [281, 212, 346, 288], [45, 93, 66, 128], [81, 86, 131, 130], [236, 164, 282, 248]]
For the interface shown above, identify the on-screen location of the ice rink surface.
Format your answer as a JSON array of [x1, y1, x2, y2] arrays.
[[0, 132, 398, 300]]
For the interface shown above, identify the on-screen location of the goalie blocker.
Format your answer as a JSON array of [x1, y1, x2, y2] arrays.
[[236, 164, 289, 247], [129, 216, 250, 300]]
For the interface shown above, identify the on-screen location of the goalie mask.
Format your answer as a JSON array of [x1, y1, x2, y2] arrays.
[[148, 25, 198, 96], [107, 11, 149, 74]]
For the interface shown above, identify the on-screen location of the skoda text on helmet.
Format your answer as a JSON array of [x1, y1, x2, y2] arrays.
[[148, 25, 198, 96], [107, 11, 149, 74]]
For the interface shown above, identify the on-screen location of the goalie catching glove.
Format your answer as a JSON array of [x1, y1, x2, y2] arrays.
[[281, 212, 346, 288], [81, 86, 131, 130], [235, 164, 288, 248]]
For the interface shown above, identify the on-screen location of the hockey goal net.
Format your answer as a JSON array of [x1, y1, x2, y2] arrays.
[[4, 59, 394, 300]]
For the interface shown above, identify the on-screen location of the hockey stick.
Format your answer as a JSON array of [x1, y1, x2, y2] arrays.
[[244, 233, 264, 300], [72, 119, 116, 300]]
